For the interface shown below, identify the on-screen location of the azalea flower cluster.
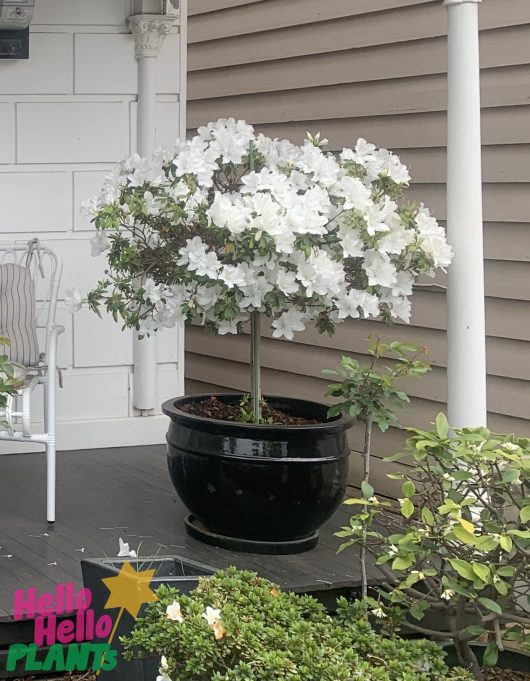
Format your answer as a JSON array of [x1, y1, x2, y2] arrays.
[[82, 118, 451, 340]]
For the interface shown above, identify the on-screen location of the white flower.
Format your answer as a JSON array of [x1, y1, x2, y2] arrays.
[[117, 537, 137, 558], [336, 290, 380, 320], [90, 231, 109, 257], [272, 309, 308, 340], [143, 279, 165, 304], [157, 655, 172, 681], [195, 251, 221, 279], [274, 268, 299, 295], [333, 175, 371, 211], [202, 606, 226, 640], [502, 442, 518, 452], [441, 589, 455, 601], [371, 607, 387, 619], [64, 287, 83, 314], [362, 251, 397, 288], [166, 601, 184, 622]]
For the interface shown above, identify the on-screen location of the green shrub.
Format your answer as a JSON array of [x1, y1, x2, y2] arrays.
[[337, 416, 530, 679], [122, 568, 471, 681]]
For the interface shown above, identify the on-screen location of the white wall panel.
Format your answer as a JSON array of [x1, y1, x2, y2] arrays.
[[158, 33, 181, 94], [17, 102, 129, 163], [73, 170, 110, 230], [0, 104, 15, 163], [1, 1, 184, 448], [0, 172, 71, 232], [158, 365, 182, 403], [33, 0, 131, 26], [157, 327, 180, 363], [35, 305, 73, 368], [75, 33, 137, 94], [40, 239, 106, 298], [73, 309, 133, 368], [0, 33, 72, 94], [32, 369, 130, 422]]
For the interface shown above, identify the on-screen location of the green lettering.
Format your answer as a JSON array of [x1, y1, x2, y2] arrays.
[[101, 647, 118, 672], [6, 644, 28, 672], [41, 644, 66, 672], [65, 643, 91, 672]]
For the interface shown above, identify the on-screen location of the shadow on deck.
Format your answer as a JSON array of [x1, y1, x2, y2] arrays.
[[0, 445, 384, 614]]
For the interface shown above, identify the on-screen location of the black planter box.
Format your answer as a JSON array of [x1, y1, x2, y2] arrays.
[[81, 555, 216, 681]]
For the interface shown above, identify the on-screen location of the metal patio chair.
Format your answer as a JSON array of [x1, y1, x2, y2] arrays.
[[0, 239, 63, 523]]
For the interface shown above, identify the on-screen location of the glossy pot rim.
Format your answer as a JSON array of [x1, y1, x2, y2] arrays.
[[162, 393, 354, 434]]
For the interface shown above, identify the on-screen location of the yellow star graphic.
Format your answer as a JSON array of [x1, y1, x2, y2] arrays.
[[102, 560, 158, 619]]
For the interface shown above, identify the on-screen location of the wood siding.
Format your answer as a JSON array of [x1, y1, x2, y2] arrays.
[[185, 0, 530, 494]]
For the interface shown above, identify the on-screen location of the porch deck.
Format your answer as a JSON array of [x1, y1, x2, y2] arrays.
[[0, 445, 382, 615]]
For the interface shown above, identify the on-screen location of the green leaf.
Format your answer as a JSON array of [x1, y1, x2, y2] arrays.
[[501, 468, 520, 483], [478, 597, 502, 615], [448, 558, 475, 581], [483, 643, 499, 668], [499, 535, 513, 552], [421, 507, 435, 527], [494, 580, 508, 596], [392, 556, 413, 571], [435, 412, 449, 439], [471, 563, 490, 584], [400, 498, 414, 519], [451, 526, 477, 546], [466, 625, 485, 637], [361, 481, 375, 500], [520, 506, 530, 524], [409, 602, 428, 621], [402, 481, 416, 498]]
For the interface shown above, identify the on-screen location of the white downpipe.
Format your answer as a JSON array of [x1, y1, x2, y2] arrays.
[[134, 52, 158, 412], [444, 0, 487, 428], [129, 12, 175, 412]]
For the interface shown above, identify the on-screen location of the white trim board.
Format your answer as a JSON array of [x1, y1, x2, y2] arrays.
[[0, 415, 170, 455]]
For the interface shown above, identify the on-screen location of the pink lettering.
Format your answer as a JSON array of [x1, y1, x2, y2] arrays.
[[13, 588, 37, 620], [56, 618, 75, 644], [34, 614, 57, 646]]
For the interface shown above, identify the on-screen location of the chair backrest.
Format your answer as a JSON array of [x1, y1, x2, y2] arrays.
[[0, 239, 62, 366]]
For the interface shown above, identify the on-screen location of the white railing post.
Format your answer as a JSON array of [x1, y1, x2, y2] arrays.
[[129, 8, 176, 413], [444, 0, 487, 428]]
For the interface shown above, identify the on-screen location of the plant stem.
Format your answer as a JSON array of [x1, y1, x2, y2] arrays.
[[361, 415, 373, 599], [247, 140, 261, 424], [251, 310, 261, 423]]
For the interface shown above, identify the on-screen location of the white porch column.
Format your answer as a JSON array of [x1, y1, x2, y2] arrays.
[[444, 0, 487, 428], [129, 11, 176, 412]]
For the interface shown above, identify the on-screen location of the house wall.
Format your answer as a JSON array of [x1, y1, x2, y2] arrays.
[[0, 0, 186, 452], [185, 0, 530, 495]]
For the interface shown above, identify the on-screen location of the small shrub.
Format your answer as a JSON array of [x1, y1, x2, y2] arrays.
[[337, 416, 530, 680], [122, 567, 471, 681]]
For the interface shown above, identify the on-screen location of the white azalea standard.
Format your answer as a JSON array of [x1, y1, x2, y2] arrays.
[[84, 118, 451, 421]]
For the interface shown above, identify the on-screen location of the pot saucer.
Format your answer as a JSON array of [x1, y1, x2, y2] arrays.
[[185, 514, 319, 555]]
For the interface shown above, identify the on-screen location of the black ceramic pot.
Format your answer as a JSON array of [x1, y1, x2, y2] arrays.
[[162, 394, 353, 550]]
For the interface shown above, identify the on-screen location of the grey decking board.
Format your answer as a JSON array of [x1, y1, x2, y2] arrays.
[[0, 446, 383, 613]]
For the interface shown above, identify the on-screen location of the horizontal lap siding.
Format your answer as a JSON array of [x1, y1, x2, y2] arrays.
[[186, 0, 530, 495]]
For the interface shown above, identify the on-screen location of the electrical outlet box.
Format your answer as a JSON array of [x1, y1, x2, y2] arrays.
[[0, 26, 28, 58], [0, 0, 34, 30]]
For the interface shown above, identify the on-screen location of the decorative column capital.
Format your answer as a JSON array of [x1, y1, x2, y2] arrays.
[[128, 14, 176, 58], [444, 0, 481, 6]]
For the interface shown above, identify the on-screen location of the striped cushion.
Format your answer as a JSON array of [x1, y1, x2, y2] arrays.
[[0, 263, 39, 366]]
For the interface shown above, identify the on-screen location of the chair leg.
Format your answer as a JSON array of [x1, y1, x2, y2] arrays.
[[44, 374, 57, 524], [46, 439, 56, 524]]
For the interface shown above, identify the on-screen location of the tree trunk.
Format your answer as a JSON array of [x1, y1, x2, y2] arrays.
[[360, 415, 373, 599], [454, 639, 484, 681], [250, 310, 261, 423]]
